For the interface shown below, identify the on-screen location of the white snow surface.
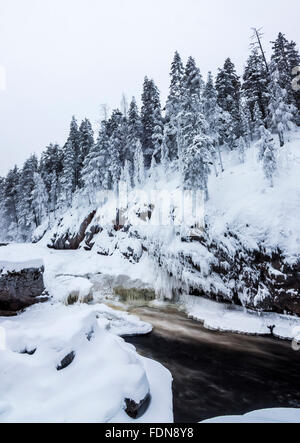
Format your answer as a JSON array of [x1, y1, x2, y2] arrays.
[[182, 295, 300, 340], [207, 130, 300, 263], [0, 259, 44, 274], [201, 408, 300, 423], [0, 243, 173, 423]]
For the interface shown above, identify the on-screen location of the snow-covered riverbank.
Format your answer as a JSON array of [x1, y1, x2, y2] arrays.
[[2, 242, 300, 341], [201, 408, 300, 423], [0, 243, 173, 423], [182, 295, 300, 341]]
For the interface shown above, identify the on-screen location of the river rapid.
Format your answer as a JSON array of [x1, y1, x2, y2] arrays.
[[121, 303, 300, 423]]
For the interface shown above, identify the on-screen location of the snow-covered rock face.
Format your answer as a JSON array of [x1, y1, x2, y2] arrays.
[[0, 260, 46, 316], [31, 131, 300, 317], [46, 210, 96, 250]]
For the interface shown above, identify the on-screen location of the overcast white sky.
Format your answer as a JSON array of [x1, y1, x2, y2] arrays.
[[0, 0, 299, 175]]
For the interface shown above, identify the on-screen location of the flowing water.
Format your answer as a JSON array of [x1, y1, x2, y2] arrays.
[[123, 304, 300, 423], [88, 275, 300, 423]]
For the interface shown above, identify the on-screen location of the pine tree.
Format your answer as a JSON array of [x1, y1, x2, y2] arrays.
[[82, 120, 112, 199], [141, 77, 163, 167], [164, 51, 184, 162], [270, 33, 300, 110], [60, 140, 76, 206], [253, 102, 264, 135], [17, 155, 39, 235], [268, 69, 296, 146], [124, 97, 142, 164], [166, 51, 184, 118], [160, 136, 169, 172], [182, 57, 203, 108], [203, 72, 224, 172], [258, 126, 277, 187], [40, 143, 63, 194], [216, 58, 241, 148], [242, 49, 270, 122], [120, 159, 133, 192], [4, 166, 20, 238], [152, 107, 164, 163], [108, 110, 127, 188], [78, 119, 94, 188], [0, 177, 6, 238], [182, 127, 213, 200], [49, 172, 59, 214], [133, 140, 145, 187], [32, 172, 48, 226], [66, 116, 81, 189], [240, 103, 253, 147], [178, 56, 213, 197], [287, 40, 300, 112]]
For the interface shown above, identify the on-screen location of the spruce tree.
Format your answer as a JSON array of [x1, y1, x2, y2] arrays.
[[32, 172, 48, 226], [125, 97, 142, 164], [17, 155, 39, 235], [270, 33, 300, 111], [242, 49, 270, 122], [268, 69, 296, 146], [258, 126, 277, 187], [141, 77, 163, 167], [78, 119, 94, 188], [164, 52, 184, 162], [40, 143, 63, 196], [180, 60, 213, 198], [203, 72, 224, 172], [216, 58, 241, 148], [60, 140, 76, 206], [133, 140, 145, 187], [287, 40, 300, 113], [108, 110, 127, 188], [4, 166, 20, 238], [253, 102, 264, 135], [66, 116, 81, 189], [82, 120, 112, 199]]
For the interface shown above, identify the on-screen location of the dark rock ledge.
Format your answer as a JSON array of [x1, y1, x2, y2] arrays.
[[0, 260, 47, 316]]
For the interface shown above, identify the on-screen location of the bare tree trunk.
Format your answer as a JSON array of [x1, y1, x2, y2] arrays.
[[252, 28, 269, 73]]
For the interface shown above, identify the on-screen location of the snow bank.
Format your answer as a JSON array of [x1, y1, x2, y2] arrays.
[[207, 130, 300, 262], [0, 244, 172, 423], [0, 302, 172, 423], [201, 408, 300, 423], [183, 294, 300, 340], [0, 259, 44, 274]]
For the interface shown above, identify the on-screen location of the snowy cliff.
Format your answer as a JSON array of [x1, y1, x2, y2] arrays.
[[33, 130, 300, 317]]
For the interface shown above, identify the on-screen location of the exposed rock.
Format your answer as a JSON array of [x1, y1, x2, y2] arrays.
[[57, 351, 76, 371], [157, 231, 300, 317], [114, 286, 155, 303], [47, 208, 300, 317], [125, 393, 151, 419], [83, 225, 102, 251], [0, 261, 46, 316], [20, 348, 37, 355], [48, 210, 96, 250]]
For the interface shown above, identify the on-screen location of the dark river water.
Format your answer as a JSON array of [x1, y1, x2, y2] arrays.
[[123, 304, 300, 423]]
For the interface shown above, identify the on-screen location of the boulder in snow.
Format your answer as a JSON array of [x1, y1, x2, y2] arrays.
[[0, 260, 46, 316]]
